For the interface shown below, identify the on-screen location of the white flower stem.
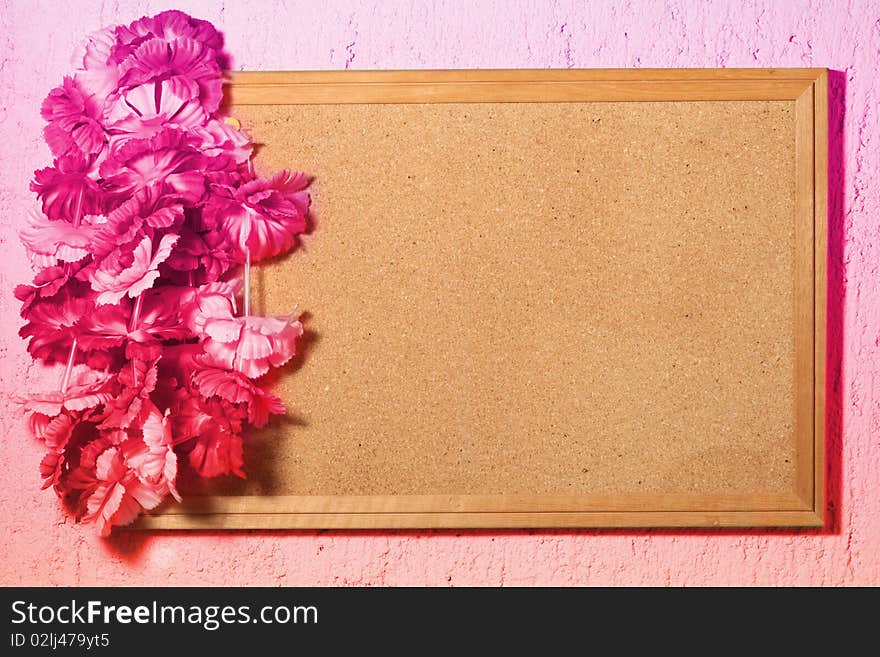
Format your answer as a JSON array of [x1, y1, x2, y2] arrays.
[[128, 292, 144, 333], [58, 187, 86, 395], [128, 292, 144, 387], [59, 337, 78, 395], [244, 246, 251, 318]]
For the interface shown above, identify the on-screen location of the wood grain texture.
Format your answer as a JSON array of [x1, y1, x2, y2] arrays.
[[143, 69, 827, 530]]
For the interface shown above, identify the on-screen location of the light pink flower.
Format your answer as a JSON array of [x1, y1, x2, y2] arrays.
[[15, 262, 86, 313], [204, 170, 310, 262], [203, 314, 303, 379], [76, 27, 120, 98], [178, 280, 237, 335], [105, 75, 209, 145], [20, 210, 99, 268], [121, 404, 180, 503], [24, 367, 114, 416], [89, 233, 178, 305], [79, 444, 165, 536], [190, 120, 252, 163]]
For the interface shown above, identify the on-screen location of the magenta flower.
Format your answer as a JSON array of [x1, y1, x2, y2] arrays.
[[116, 36, 223, 115], [31, 154, 104, 221], [41, 77, 107, 158], [100, 128, 206, 203], [115, 10, 224, 62]]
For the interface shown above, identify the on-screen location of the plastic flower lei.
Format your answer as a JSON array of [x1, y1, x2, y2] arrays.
[[16, 11, 310, 535]]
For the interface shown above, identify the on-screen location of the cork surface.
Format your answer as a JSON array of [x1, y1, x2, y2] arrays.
[[185, 100, 797, 497]]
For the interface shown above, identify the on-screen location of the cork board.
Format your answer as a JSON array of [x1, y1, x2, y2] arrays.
[[140, 69, 827, 529]]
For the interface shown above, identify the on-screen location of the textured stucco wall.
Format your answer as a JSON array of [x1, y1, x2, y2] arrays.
[[0, 0, 877, 586]]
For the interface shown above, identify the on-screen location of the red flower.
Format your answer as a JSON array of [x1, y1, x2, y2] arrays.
[[19, 286, 92, 364], [171, 391, 246, 478]]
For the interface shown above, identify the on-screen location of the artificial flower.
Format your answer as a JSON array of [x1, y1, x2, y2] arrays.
[[19, 10, 310, 535], [88, 233, 179, 305], [202, 314, 303, 378], [19, 209, 99, 268], [203, 170, 310, 261], [31, 153, 104, 221], [41, 76, 107, 158]]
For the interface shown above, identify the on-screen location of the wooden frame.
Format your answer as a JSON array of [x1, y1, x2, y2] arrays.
[[139, 69, 827, 530]]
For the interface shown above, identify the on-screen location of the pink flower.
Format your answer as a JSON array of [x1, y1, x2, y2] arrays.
[[100, 128, 206, 204], [21, 10, 314, 535], [15, 262, 85, 313], [97, 357, 159, 429], [164, 225, 229, 283], [78, 444, 164, 536], [32, 409, 92, 494], [121, 404, 180, 503], [115, 10, 224, 62], [116, 36, 223, 116], [88, 233, 179, 305], [105, 75, 209, 145], [190, 119, 252, 163], [202, 314, 304, 378], [76, 27, 120, 98], [193, 366, 285, 427], [178, 280, 237, 335], [20, 210, 99, 268], [24, 366, 114, 416], [91, 188, 184, 258], [31, 154, 104, 221], [41, 77, 106, 158], [77, 291, 189, 360], [204, 170, 310, 261]]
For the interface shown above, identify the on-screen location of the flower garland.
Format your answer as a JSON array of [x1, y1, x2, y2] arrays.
[[15, 11, 310, 535]]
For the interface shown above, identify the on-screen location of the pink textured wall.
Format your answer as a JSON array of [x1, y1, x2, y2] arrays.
[[1, 0, 877, 586]]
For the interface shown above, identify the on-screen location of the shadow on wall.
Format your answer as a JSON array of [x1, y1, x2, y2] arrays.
[[102, 71, 850, 562]]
